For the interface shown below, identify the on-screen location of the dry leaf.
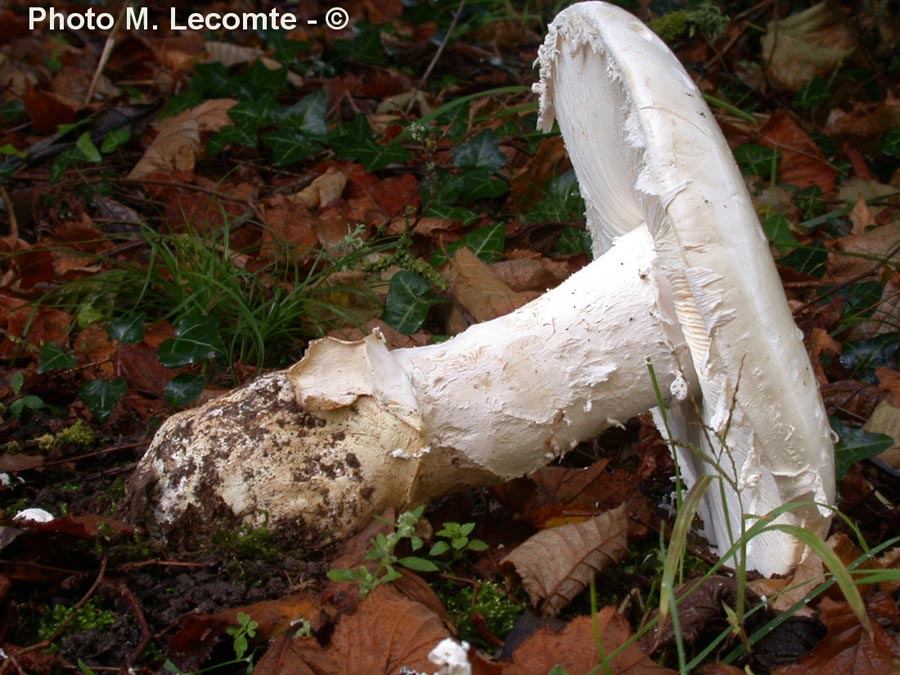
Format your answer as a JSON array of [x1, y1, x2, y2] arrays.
[[865, 398, 900, 457], [296, 168, 348, 209], [877, 369, 900, 408], [758, 111, 836, 193], [828, 223, 900, 281], [502, 505, 629, 616], [255, 635, 336, 675], [444, 247, 537, 325], [329, 584, 452, 675], [773, 595, 900, 675], [128, 98, 237, 179], [760, 2, 855, 92], [809, 327, 841, 386], [505, 611, 676, 675], [825, 92, 900, 138]]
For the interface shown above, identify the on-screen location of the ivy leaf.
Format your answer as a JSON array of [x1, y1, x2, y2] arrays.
[[839, 333, 900, 383], [277, 90, 327, 136], [227, 96, 280, 129], [329, 116, 410, 171], [164, 373, 206, 407], [881, 128, 900, 158], [792, 78, 830, 110], [208, 124, 260, 155], [763, 213, 801, 253], [79, 378, 127, 424], [778, 242, 828, 278], [431, 222, 506, 266], [107, 313, 146, 344], [263, 130, 321, 166], [526, 170, 585, 224], [453, 129, 508, 170], [76, 132, 102, 163], [383, 271, 436, 335], [734, 143, 779, 178], [38, 343, 77, 373], [100, 128, 131, 153], [831, 417, 894, 480], [157, 315, 226, 367]]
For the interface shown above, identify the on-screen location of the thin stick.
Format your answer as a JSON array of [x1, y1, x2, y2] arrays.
[[85, 1, 130, 105]]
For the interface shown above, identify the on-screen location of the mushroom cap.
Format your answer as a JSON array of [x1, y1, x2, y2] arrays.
[[536, 2, 835, 575]]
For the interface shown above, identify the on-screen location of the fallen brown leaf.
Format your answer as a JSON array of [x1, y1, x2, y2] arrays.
[[758, 111, 836, 193], [444, 247, 537, 327], [329, 584, 452, 675], [502, 505, 629, 616], [505, 610, 676, 675], [773, 595, 900, 675]]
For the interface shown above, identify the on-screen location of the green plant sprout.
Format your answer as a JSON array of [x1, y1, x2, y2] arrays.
[[327, 505, 440, 597], [428, 521, 489, 567]]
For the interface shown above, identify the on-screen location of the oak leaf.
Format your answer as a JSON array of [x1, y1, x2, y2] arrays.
[[502, 505, 629, 616]]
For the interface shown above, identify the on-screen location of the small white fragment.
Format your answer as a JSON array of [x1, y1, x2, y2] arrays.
[[372, 325, 386, 342], [583, 399, 593, 413], [669, 371, 688, 401], [14, 508, 54, 523], [390, 448, 412, 460], [0, 473, 10, 487], [606, 417, 626, 430], [428, 638, 471, 675]]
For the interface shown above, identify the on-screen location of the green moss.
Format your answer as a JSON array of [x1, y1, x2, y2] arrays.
[[38, 598, 116, 641], [214, 525, 279, 561], [439, 580, 522, 648], [55, 419, 95, 448]]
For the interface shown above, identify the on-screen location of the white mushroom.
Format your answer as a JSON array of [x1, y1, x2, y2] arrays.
[[535, 1, 834, 575], [126, 2, 834, 576]]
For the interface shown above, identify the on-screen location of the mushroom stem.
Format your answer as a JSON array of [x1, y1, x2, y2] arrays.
[[127, 225, 696, 548]]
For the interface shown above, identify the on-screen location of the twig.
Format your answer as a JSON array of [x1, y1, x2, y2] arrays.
[[85, 1, 130, 105], [0, 557, 108, 673], [0, 187, 17, 238], [118, 583, 152, 665]]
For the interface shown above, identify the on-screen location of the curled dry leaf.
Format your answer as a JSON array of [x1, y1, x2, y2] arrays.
[[329, 584, 452, 675], [758, 111, 836, 193], [505, 610, 676, 675], [128, 98, 237, 179], [444, 247, 538, 328], [502, 504, 629, 616]]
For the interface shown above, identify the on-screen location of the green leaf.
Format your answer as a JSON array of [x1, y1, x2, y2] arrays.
[[100, 128, 131, 153], [832, 416, 895, 480], [763, 213, 800, 253], [734, 143, 779, 178], [79, 378, 127, 424], [777, 242, 828, 278], [10, 395, 45, 418], [467, 539, 489, 552], [431, 222, 506, 266], [792, 78, 830, 110], [76, 132, 102, 163], [429, 541, 450, 556], [164, 373, 206, 407], [38, 343, 77, 373], [881, 128, 900, 158], [76, 304, 105, 329], [263, 130, 321, 166], [9, 371, 24, 395], [50, 146, 83, 183], [547, 667, 570, 675], [383, 271, 435, 335], [157, 315, 226, 367], [526, 170, 585, 224], [332, 22, 386, 66], [227, 96, 280, 129], [839, 333, 900, 383], [107, 313, 146, 344], [329, 115, 410, 171], [398, 556, 440, 572], [453, 129, 508, 170], [277, 90, 327, 136], [327, 568, 359, 582], [208, 124, 260, 155]]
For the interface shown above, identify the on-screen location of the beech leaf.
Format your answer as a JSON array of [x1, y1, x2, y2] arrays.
[[502, 505, 629, 616]]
